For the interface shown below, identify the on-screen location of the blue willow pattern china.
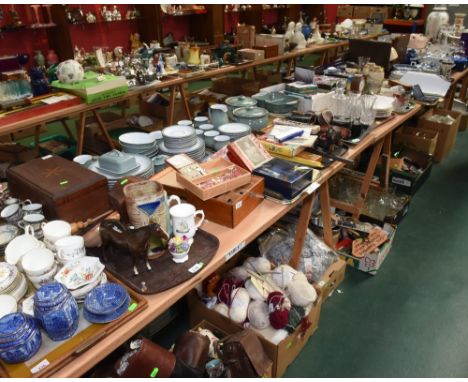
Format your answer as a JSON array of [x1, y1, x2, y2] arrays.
[[34, 282, 79, 341], [0, 313, 42, 364]]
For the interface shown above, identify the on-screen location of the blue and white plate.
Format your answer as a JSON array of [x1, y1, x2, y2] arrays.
[[84, 283, 129, 315], [83, 295, 130, 324]]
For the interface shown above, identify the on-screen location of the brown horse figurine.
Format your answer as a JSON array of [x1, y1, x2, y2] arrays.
[[100, 219, 169, 276]]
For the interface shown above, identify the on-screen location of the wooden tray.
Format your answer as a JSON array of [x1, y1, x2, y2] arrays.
[[94, 229, 219, 295], [0, 273, 147, 378]]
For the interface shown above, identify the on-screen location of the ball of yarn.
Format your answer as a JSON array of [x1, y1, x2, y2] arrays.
[[267, 291, 290, 330], [270, 264, 297, 289], [213, 303, 229, 317], [215, 276, 243, 305], [245, 278, 268, 300], [229, 287, 250, 324], [247, 300, 270, 329], [243, 257, 272, 274], [287, 278, 317, 307], [228, 266, 249, 281]]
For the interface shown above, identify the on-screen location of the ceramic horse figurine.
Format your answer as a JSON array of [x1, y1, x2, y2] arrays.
[[100, 219, 169, 276]]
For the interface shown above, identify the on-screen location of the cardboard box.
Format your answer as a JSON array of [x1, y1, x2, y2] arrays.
[[394, 125, 439, 156], [252, 44, 279, 58], [187, 290, 322, 378], [370, 6, 390, 21], [237, 25, 256, 48], [353, 6, 371, 19], [338, 224, 396, 275], [255, 34, 285, 55], [337, 5, 354, 18], [313, 258, 346, 302], [239, 48, 265, 61], [417, 109, 461, 162]]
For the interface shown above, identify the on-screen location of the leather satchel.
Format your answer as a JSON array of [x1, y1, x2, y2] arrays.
[[173, 331, 210, 371], [217, 329, 273, 378], [114, 338, 176, 378]]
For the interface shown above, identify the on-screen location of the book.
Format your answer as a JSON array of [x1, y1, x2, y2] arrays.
[[227, 134, 272, 172], [259, 139, 305, 158], [269, 150, 324, 169]]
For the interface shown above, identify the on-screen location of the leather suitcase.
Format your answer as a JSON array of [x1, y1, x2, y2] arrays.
[[7, 155, 110, 222]]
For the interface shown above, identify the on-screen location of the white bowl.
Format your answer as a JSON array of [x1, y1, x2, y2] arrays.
[[27, 262, 58, 285], [5, 233, 41, 269], [22, 248, 55, 277], [0, 295, 17, 318], [119, 132, 155, 146]]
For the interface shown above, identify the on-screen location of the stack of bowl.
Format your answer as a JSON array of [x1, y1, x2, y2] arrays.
[[21, 248, 57, 289], [83, 283, 130, 324], [54, 257, 106, 303], [159, 125, 205, 161], [119, 132, 159, 160], [0, 263, 27, 302], [0, 312, 42, 364], [34, 282, 79, 341]]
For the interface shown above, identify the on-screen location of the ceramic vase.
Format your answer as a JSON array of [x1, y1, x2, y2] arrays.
[[426, 5, 449, 40]]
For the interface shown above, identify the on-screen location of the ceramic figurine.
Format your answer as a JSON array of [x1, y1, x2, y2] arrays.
[[100, 219, 170, 276], [114, 46, 124, 60], [426, 5, 449, 40], [200, 51, 211, 66], [284, 21, 295, 50], [188, 45, 201, 65], [130, 33, 143, 52], [112, 5, 121, 21], [101, 5, 113, 22], [308, 23, 324, 44], [293, 22, 307, 50], [46, 50, 58, 66], [86, 11, 96, 23]]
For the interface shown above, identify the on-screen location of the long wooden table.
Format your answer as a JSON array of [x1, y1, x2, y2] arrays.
[[49, 103, 421, 377], [0, 34, 384, 155]]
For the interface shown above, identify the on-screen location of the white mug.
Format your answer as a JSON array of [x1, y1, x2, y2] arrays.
[[42, 220, 71, 251], [55, 235, 85, 263], [169, 203, 204, 239]]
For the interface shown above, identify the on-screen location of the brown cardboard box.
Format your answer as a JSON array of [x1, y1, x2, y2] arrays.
[[187, 290, 321, 378], [353, 6, 371, 19], [337, 5, 354, 18], [313, 258, 346, 302], [394, 125, 439, 156], [252, 44, 279, 59], [370, 6, 390, 20], [237, 25, 256, 48], [239, 48, 265, 61], [417, 109, 461, 162]]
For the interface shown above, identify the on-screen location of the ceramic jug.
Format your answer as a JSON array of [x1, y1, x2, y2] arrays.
[[208, 104, 229, 128]]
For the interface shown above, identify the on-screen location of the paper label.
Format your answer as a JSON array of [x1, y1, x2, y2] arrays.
[[128, 303, 138, 312], [188, 262, 204, 274], [306, 181, 321, 195], [41, 155, 53, 160], [391, 177, 411, 187], [150, 367, 159, 377], [225, 241, 246, 261], [31, 359, 50, 374], [235, 201, 243, 210]]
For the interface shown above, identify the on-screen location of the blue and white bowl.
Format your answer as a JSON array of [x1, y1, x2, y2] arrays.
[[84, 295, 130, 324], [83, 283, 130, 324], [0, 313, 41, 364], [34, 282, 79, 341]]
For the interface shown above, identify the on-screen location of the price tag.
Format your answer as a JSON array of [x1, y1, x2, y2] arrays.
[[188, 262, 204, 274], [225, 241, 246, 261], [150, 367, 159, 377], [31, 359, 50, 374], [306, 181, 321, 195], [128, 303, 138, 312], [235, 201, 243, 210], [41, 155, 53, 160]]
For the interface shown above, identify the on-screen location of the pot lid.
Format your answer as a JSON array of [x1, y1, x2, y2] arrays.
[[225, 95, 257, 107], [233, 106, 268, 119]]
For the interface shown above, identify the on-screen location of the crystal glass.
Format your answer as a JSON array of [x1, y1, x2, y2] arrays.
[[359, 95, 377, 126]]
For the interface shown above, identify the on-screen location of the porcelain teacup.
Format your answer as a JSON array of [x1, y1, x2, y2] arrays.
[[42, 220, 71, 251], [18, 214, 45, 237], [55, 236, 86, 264], [1, 204, 24, 224], [21, 201, 43, 215]]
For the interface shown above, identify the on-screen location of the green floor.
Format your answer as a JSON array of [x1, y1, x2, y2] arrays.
[[286, 128, 468, 377]]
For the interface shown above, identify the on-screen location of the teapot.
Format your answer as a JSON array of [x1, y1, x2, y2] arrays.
[[208, 104, 229, 128]]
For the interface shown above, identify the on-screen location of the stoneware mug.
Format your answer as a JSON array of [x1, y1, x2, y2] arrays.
[[55, 235, 86, 264], [169, 203, 205, 239], [42, 220, 71, 251]]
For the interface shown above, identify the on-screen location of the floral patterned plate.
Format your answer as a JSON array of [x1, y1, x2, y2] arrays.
[[54, 256, 105, 291]]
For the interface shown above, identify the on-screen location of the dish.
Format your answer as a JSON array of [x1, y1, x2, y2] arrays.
[[0, 263, 18, 292], [21, 248, 55, 277], [83, 295, 130, 324], [54, 256, 105, 290], [71, 272, 107, 301], [162, 125, 195, 139], [84, 283, 129, 315], [119, 132, 156, 147]]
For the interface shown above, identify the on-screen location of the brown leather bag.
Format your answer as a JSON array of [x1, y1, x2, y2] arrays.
[[173, 331, 210, 371], [217, 329, 273, 378], [114, 338, 176, 378]]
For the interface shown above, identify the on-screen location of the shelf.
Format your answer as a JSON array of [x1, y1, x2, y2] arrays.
[[163, 10, 208, 16], [68, 18, 142, 26]]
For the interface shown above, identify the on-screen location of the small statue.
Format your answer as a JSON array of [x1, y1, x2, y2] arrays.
[[293, 22, 307, 50], [86, 11, 96, 23], [101, 5, 113, 22], [284, 21, 295, 51], [114, 46, 124, 60], [308, 23, 324, 45], [100, 219, 169, 276], [130, 32, 143, 53], [112, 5, 121, 21]]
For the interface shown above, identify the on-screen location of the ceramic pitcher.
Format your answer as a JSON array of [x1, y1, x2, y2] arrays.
[[208, 104, 229, 128], [123, 180, 180, 234]]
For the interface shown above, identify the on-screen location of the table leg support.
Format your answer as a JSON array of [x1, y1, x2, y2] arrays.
[[178, 84, 192, 120], [93, 110, 115, 150], [76, 113, 86, 156], [289, 192, 316, 269], [381, 134, 392, 190], [168, 86, 177, 125], [319, 181, 334, 248]]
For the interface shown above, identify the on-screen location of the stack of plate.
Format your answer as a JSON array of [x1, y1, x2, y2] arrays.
[[0, 263, 27, 302], [159, 125, 205, 161], [119, 132, 159, 160], [88, 152, 154, 189], [373, 95, 394, 119], [218, 123, 251, 141], [54, 257, 107, 303], [83, 283, 130, 323], [0, 225, 19, 257]]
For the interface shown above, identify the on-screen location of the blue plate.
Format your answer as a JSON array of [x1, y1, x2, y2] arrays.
[[83, 295, 130, 324], [84, 283, 129, 315]]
